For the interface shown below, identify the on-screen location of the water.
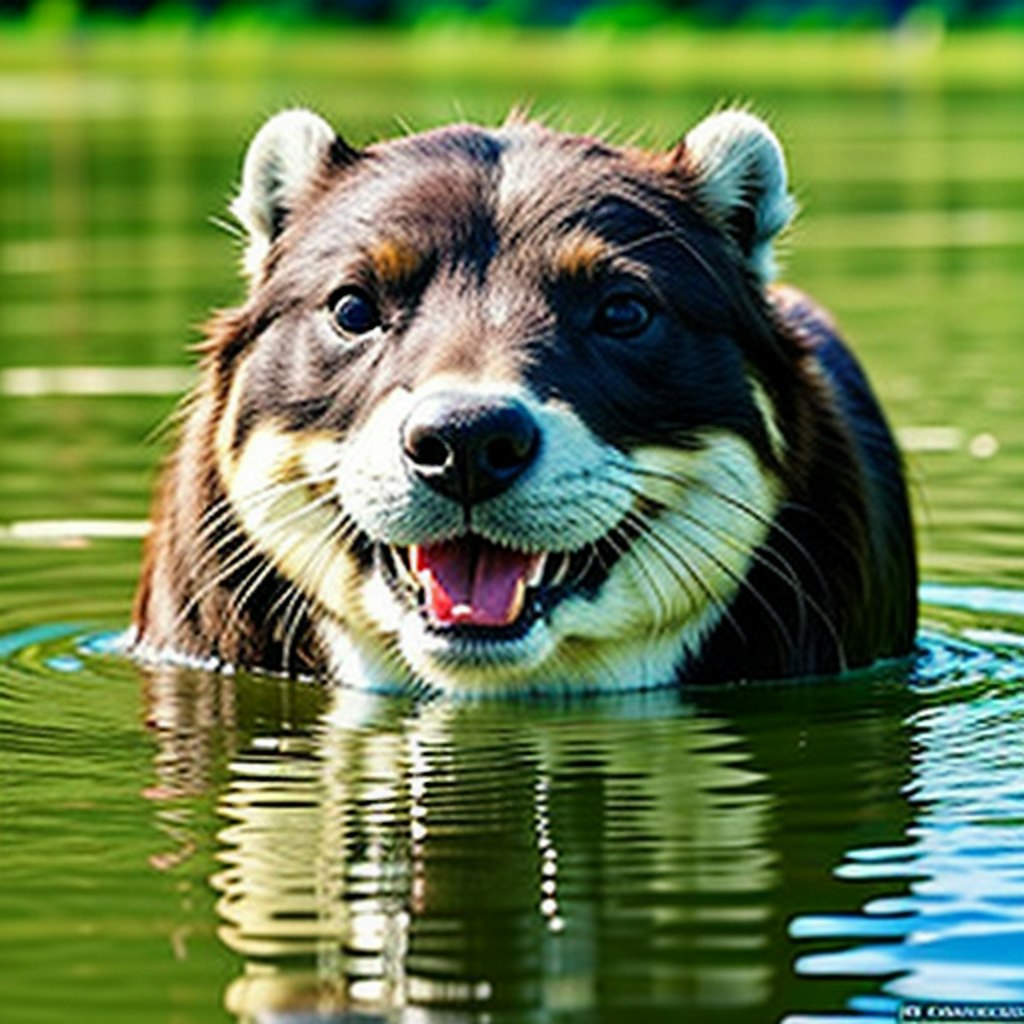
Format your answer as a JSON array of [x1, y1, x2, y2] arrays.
[[3, 30, 1024, 1024]]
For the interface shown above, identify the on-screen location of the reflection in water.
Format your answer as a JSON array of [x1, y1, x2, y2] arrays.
[[131, 631, 1024, 1024], [5, 44, 1024, 1024], [791, 639, 1024, 1018], [145, 664, 240, 875], [202, 688, 779, 1022]]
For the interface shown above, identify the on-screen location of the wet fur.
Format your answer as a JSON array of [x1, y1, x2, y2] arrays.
[[132, 110, 917, 694]]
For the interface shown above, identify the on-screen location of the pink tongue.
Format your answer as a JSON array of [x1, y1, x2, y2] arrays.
[[411, 539, 536, 627]]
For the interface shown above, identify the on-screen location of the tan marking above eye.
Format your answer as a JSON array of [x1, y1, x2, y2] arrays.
[[368, 239, 423, 287], [554, 229, 610, 280]]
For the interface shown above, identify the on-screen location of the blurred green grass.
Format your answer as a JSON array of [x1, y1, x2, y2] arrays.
[[2, 25, 1024, 92], [3, 22, 1024, 582]]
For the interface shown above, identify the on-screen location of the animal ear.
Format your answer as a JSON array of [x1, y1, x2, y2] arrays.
[[681, 110, 797, 284], [230, 109, 355, 280]]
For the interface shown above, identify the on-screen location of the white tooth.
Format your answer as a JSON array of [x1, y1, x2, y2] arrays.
[[550, 553, 571, 588], [392, 546, 420, 591], [506, 577, 527, 623], [528, 553, 548, 588]]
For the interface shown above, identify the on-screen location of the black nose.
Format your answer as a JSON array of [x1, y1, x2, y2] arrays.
[[402, 392, 541, 505]]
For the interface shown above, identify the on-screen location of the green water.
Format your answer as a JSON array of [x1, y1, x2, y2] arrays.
[[3, 30, 1024, 1024]]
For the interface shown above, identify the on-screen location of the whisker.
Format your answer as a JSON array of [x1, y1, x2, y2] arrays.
[[266, 507, 363, 675], [626, 462, 831, 594], [579, 490, 753, 659], [186, 473, 337, 590], [573, 503, 674, 627], [175, 475, 341, 639], [227, 488, 345, 624], [220, 553, 286, 643], [278, 583, 315, 678], [171, 529, 260, 638], [208, 213, 247, 242], [614, 499, 752, 650], [607, 469, 845, 667]]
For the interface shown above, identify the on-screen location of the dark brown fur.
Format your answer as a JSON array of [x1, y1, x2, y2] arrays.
[[133, 113, 917, 688]]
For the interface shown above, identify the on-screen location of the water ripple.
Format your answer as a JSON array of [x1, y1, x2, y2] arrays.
[[3, 600, 1024, 1023], [792, 628, 1024, 1012]]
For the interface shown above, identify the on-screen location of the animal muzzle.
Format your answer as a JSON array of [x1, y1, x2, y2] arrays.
[[398, 390, 545, 628], [401, 391, 541, 506]]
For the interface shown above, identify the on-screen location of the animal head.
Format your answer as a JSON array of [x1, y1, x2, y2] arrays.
[[208, 108, 801, 695]]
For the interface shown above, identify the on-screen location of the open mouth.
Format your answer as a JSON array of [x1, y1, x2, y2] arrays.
[[378, 533, 618, 639]]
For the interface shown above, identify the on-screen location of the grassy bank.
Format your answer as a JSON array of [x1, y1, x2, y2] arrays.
[[2, 24, 1024, 94]]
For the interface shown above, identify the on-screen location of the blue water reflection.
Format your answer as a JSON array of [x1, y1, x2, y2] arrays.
[[791, 632, 1024, 1017], [4, 608, 1024, 1023]]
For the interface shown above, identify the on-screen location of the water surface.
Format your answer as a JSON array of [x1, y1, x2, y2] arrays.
[[3, 32, 1024, 1024]]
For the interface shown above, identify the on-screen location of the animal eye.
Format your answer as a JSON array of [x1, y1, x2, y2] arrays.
[[328, 288, 382, 338], [593, 294, 653, 338]]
